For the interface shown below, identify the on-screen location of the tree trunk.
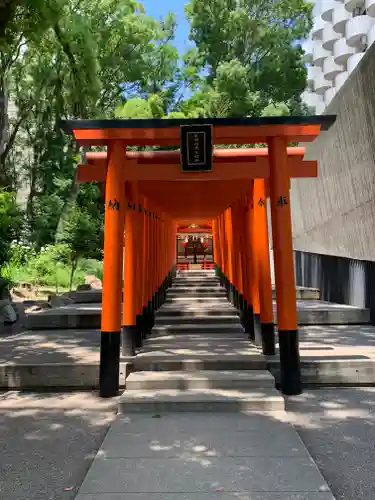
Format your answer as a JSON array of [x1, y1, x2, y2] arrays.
[[0, 73, 9, 188], [69, 259, 78, 291], [54, 143, 82, 242], [54, 178, 80, 242]]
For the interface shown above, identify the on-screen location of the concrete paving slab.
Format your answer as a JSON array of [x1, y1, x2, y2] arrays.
[[96, 413, 308, 458], [78, 455, 330, 494], [126, 370, 274, 390], [75, 494, 335, 500]]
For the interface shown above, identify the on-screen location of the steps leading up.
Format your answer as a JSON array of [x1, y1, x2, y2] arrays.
[[121, 269, 283, 413]]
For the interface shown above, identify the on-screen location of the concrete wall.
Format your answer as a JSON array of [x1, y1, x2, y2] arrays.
[[291, 42, 375, 261]]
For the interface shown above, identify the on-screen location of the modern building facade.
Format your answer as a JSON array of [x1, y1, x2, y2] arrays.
[[302, 0, 375, 114], [292, 16, 375, 321]]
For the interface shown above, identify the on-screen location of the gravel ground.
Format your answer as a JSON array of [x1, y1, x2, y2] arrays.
[[286, 387, 375, 500], [0, 391, 117, 500], [1, 389, 375, 500]]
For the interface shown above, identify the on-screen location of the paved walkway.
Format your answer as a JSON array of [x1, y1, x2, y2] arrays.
[[74, 412, 335, 500], [73, 270, 336, 499], [2, 389, 375, 500], [2, 324, 375, 365]]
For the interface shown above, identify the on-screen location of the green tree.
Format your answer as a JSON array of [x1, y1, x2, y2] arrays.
[[59, 205, 101, 290], [184, 0, 312, 117]]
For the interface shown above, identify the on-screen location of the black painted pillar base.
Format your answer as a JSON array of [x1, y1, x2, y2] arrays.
[[279, 330, 302, 395], [99, 331, 120, 398], [254, 313, 262, 346], [135, 315, 143, 348], [142, 306, 151, 337], [154, 291, 159, 311], [244, 304, 255, 341], [260, 322, 276, 356], [148, 301, 155, 330], [121, 325, 136, 357], [229, 284, 235, 305], [238, 294, 245, 325]]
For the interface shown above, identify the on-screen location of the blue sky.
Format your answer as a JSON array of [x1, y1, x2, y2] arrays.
[[141, 0, 191, 53]]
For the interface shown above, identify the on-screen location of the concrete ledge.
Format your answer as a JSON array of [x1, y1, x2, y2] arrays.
[[0, 362, 130, 389], [272, 287, 320, 300], [26, 306, 102, 330], [67, 290, 102, 303], [268, 358, 375, 385]]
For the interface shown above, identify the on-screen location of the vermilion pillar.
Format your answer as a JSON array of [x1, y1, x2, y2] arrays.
[[243, 185, 256, 340], [224, 208, 234, 302], [122, 182, 137, 357], [135, 193, 145, 345], [100, 141, 126, 398], [268, 136, 301, 395], [253, 179, 275, 355], [142, 198, 152, 336]]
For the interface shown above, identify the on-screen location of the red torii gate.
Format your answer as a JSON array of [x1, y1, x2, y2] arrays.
[[62, 115, 336, 398]]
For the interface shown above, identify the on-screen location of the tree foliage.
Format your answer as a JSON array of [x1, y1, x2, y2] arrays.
[[0, 0, 312, 291]]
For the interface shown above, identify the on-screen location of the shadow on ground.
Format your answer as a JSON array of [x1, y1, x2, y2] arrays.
[[0, 391, 117, 500], [286, 387, 375, 500]]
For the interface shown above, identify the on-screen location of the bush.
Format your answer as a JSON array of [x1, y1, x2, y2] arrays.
[[0, 189, 22, 269], [2, 243, 103, 292]]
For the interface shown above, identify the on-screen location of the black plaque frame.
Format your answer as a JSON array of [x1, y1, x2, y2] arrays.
[[180, 124, 213, 173]]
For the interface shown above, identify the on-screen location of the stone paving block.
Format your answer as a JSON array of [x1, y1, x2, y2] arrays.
[[126, 370, 275, 390], [118, 388, 284, 413], [78, 456, 331, 494], [75, 494, 335, 500], [131, 353, 267, 372], [98, 415, 308, 458]]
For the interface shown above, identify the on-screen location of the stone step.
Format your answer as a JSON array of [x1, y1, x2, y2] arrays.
[[118, 388, 284, 413], [126, 370, 275, 390], [165, 296, 229, 304], [146, 333, 248, 342], [131, 352, 266, 372], [155, 315, 241, 325], [141, 341, 254, 352], [156, 308, 238, 317], [172, 281, 220, 287], [167, 288, 227, 295], [151, 323, 245, 334]]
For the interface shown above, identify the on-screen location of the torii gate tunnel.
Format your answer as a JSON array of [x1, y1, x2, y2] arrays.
[[62, 115, 336, 398]]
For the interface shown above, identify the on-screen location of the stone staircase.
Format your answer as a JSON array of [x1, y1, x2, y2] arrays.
[[119, 269, 285, 413]]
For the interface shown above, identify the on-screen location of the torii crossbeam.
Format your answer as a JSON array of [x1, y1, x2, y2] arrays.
[[61, 115, 336, 398]]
